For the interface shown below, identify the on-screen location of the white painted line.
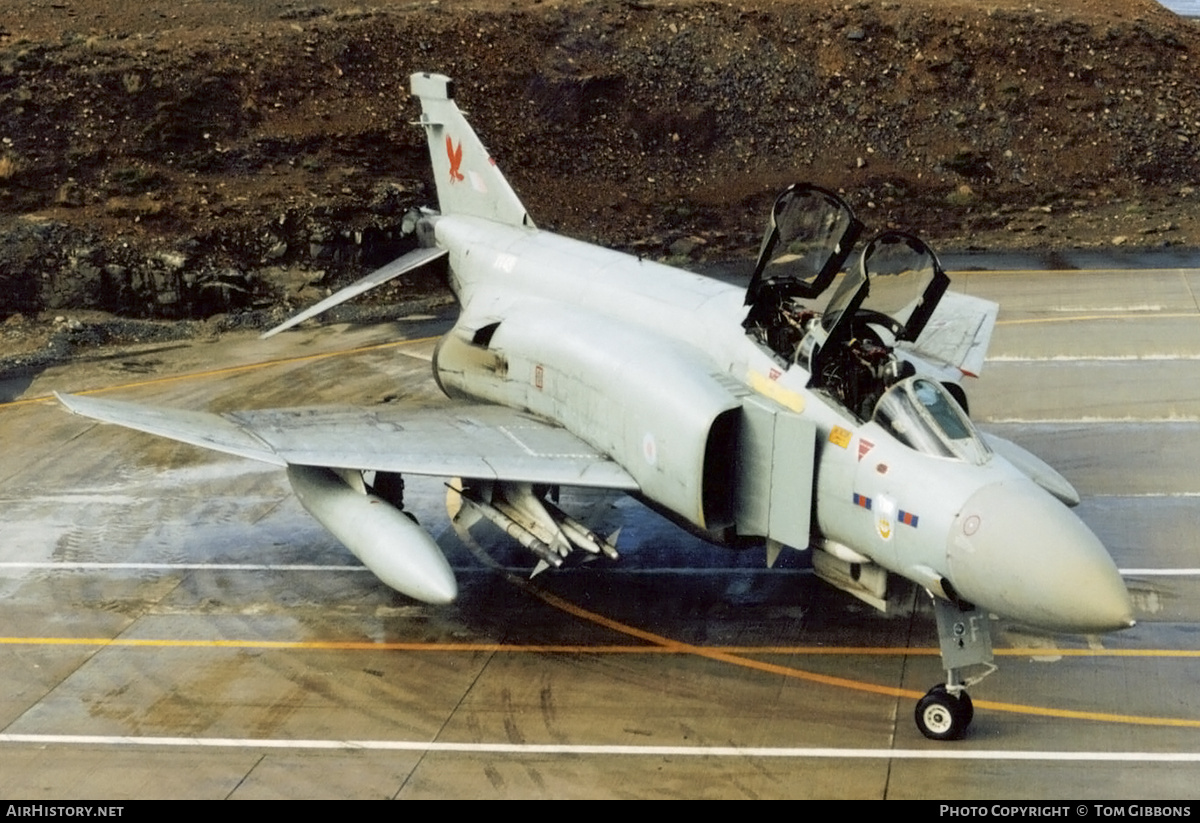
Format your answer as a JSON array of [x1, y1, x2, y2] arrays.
[[981, 417, 1200, 424], [1091, 493, 1200, 499], [0, 562, 371, 572], [988, 355, 1200, 362], [2, 734, 1200, 761], [0, 562, 811, 577], [1044, 305, 1166, 312], [1120, 569, 1200, 577], [6, 562, 1200, 578]]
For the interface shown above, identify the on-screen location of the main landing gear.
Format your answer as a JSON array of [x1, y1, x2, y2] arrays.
[[916, 596, 995, 740]]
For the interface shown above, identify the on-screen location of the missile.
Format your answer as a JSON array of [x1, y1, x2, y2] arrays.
[[286, 464, 457, 604], [445, 479, 616, 568], [447, 482, 564, 568], [461, 493, 564, 568], [543, 499, 620, 559]]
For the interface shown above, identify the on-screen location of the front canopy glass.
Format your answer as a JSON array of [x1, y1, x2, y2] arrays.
[[871, 377, 990, 465]]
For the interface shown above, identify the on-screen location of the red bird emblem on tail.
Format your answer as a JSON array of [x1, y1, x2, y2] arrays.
[[446, 136, 464, 183]]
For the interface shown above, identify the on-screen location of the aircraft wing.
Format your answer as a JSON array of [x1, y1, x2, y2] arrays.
[[903, 291, 999, 377], [56, 392, 640, 489]]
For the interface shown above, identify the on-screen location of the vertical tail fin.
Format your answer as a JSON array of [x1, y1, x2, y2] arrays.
[[410, 73, 534, 229]]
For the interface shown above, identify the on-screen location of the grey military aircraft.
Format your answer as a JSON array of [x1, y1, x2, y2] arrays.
[[59, 72, 1134, 741]]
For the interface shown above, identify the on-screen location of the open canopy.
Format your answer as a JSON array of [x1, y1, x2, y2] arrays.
[[820, 231, 950, 347], [744, 183, 863, 308]]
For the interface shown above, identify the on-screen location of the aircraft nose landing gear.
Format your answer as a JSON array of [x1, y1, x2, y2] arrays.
[[920, 596, 995, 740]]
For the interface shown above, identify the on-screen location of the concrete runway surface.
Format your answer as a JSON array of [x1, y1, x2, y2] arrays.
[[2, 268, 1200, 799]]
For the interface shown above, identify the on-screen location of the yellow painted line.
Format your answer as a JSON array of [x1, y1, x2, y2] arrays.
[[965, 697, 1200, 729], [948, 268, 1200, 277], [746, 370, 806, 413], [526, 584, 934, 700], [7, 634, 1200, 729], [997, 312, 1200, 327], [5, 302, 1196, 728], [998, 648, 1200, 658], [10, 580, 1188, 728], [9, 636, 1200, 659], [0, 335, 441, 411]]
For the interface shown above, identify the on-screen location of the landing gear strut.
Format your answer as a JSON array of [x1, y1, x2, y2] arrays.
[[916, 596, 995, 740]]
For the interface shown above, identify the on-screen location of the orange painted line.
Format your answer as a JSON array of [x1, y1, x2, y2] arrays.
[[527, 585, 925, 700], [949, 268, 1197, 277], [0, 637, 660, 652], [521, 582, 1200, 729], [966, 697, 1200, 729], [8, 632, 1200, 727], [449, 536, 1200, 729], [0, 335, 440, 410], [6, 316, 1196, 728], [0, 637, 933, 655], [3, 637, 1196, 658], [998, 648, 1200, 658]]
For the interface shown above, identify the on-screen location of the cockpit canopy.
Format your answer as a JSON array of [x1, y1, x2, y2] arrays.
[[872, 377, 991, 465], [742, 185, 863, 357], [802, 231, 954, 421], [820, 231, 949, 345], [743, 186, 950, 370], [742, 183, 962, 426], [744, 183, 863, 307]]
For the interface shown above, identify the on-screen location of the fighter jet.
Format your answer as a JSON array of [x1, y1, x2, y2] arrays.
[[58, 72, 1134, 741]]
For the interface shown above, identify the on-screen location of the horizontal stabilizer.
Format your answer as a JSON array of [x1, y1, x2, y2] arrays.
[[261, 245, 448, 339]]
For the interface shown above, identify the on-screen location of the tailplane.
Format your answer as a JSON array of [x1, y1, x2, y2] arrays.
[[411, 73, 534, 229]]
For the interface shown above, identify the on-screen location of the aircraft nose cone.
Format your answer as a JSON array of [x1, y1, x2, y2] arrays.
[[946, 481, 1133, 632]]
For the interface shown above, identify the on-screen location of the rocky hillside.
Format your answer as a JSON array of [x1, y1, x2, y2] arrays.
[[1, 0, 1198, 320]]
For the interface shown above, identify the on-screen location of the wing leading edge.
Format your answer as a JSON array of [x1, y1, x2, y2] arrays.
[[56, 393, 640, 489]]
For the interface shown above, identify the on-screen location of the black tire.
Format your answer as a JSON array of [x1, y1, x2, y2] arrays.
[[928, 683, 973, 726], [915, 687, 971, 740], [957, 690, 975, 727]]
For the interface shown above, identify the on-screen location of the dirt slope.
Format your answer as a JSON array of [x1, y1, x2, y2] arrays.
[[1, 0, 1199, 322]]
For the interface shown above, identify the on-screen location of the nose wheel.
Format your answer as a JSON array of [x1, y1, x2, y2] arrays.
[[920, 595, 994, 740], [915, 684, 974, 740]]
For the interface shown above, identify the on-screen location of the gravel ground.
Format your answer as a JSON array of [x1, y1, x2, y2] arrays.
[[2, 0, 1199, 371]]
